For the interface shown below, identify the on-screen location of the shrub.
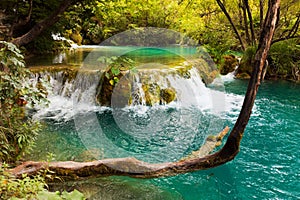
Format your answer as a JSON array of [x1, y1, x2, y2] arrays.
[[268, 39, 300, 78], [0, 164, 85, 200], [0, 41, 48, 163]]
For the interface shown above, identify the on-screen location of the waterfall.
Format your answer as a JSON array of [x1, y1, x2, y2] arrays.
[[31, 67, 244, 121], [31, 69, 102, 120], [129, 68, 211, 108], [220, 57, 241, 82]]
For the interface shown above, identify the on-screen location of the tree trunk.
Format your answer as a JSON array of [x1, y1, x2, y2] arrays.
[[11, 0, 73, 47], [243, 0, 256, 44], [260, 0, 265, 31], [242, 1, 251, 44], [9, 0, 281, 180]]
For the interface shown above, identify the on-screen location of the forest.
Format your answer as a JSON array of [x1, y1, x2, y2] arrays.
[[0, 0, 299, 199]]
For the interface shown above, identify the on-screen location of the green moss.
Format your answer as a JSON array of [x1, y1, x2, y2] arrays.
[[142, 83, 161, 106]]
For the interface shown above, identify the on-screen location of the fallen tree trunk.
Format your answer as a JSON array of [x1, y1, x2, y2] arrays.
[[9, 0, 280, 180], [10, 127, 230, 179]]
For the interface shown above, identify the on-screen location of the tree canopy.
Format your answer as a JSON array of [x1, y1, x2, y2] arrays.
[[0, 0, 298, 80]]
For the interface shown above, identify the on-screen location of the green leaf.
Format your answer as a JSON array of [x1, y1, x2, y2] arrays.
[[111, 66, 120, 76], [113, 77, 119, 83]]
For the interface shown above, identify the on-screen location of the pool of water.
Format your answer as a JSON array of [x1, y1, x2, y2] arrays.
[[26, 46, 198, 68], [31, 78, 300, 199]]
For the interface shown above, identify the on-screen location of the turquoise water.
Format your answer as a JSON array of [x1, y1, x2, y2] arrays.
[[26, 46, 198, 67], [33, 79, 300, 199], [143, 80, 300, 200]]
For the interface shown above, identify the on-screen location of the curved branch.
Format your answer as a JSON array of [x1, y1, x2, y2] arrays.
[[10, 127, 230, 179]]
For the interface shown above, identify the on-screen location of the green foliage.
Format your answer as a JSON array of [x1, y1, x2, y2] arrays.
[[241, 45, 257, 66], [269, 39, 300, 77], [2, 0, 298, 79], [98, 56, 136, 86], [0, 41, 48, 163], [235, 45, 257, 76], [0, 164, 46, 199], [0, 164, 85, 200], [26, 31, 56, 53]]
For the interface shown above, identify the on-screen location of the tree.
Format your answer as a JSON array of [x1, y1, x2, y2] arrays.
[[10, 0, 73, 47], [9, 0, 281, 179]]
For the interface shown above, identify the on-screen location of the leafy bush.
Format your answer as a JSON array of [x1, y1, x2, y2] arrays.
[[0, 164, 85, 200], [236, 45, 257, 77], [268, 39, 300, 78], [0, 41, 48, 163]]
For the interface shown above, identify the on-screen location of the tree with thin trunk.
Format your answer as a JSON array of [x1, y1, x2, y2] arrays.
[[216, 0, 246, 50], [10, 0, 281, 179]]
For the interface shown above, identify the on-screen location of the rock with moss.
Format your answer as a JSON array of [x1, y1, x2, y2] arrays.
[[96, 65, 132, 107], [235, 72, 251, 79], [142, 83, 161, 106], [160, 88, 176, 104], [70, 31, 83, 45], [219, 55, 238, 75]]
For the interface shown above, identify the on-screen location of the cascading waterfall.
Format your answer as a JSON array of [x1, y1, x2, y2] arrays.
[[31, 66, 244, 122], [31, 70, 102, 120]]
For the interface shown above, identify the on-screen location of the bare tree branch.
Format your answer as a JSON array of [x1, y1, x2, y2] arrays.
[[260, 0, 265, 30], [243, 0, 256, 44], [272, 13, 300, 44], [216, 0, 246, 50]]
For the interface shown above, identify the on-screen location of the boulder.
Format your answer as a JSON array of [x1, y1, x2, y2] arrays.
[[160, 88, 176, 104], [219, 55, 238, 75]]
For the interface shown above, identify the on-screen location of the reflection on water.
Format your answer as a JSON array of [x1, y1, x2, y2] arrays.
[[26, 46, 197, 68], [50, 176, 183, 200]]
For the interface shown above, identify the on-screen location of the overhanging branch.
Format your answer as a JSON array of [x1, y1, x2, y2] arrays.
[[11, 0, 73, 46]]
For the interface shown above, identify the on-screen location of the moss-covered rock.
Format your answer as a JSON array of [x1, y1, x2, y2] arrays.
[[235, 46, 256, 79], [219, 55, 238, 75], [176, 65, 192, 79], [185, 59, 218, 84], [142, 83, 161, 106], [96, 68, 126, 107], [160, 88, 176, 104], [235, 72, 251, 79]]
